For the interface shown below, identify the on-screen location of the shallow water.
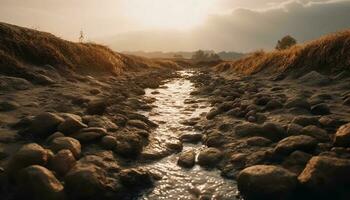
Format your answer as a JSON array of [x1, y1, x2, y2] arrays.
[[138, 70, 239, 200]]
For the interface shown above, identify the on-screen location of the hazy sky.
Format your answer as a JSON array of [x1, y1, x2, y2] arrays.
[[1, 0, 350, 52]]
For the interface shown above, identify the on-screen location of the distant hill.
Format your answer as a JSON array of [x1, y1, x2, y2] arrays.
[[215, 29, 350, 76], [123, 50, 244, 61]]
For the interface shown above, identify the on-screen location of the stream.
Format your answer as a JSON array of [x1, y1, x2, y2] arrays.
[[138, 70, 239, 200]]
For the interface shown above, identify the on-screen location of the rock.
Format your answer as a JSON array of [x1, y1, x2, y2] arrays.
[[50, 137, 81, 158], [127, 120, 149, 131], [298, 156, 350, 197], [50, 149, 76, 176], [166, 141, 183, 153], [89, 88, 101, 95], [7, 143, 48, 176], [254, 96, 270, 106], [115, 133, 143, 157], [238, 165, 297, 200], [0, 130, 21, 143], [246, 137, 272, 147], [298, 71, 331, 86], [203, 131, 225, 147], [235, 123, 263, 137], [83, 116, 118, 131], [17, 165, 65, 200], [274, 135, 318, 155], [65, 164, 111, 199], [311, 103, 330, 115], [119, 168, 154, 187], [334, 123, 350, 147], [197, 148, 223, 168], [300, 125, 329, 142], [26, 112, 64, 138], [261, 122, 286, 142], [57, 117, 87, 135], [46, 132, 65, 143], [285, 98, 310, 110], [180, 133, 203, 143], [100, 135, 117, 150], [265, 99, 283, 110], [344, 97, 350, 106], [0, 75, 32, 91], [71, 127, 107, 143], [286, 123, 303, 136], [86, 100, 107, 115], [206, 108, 221, 120], [177, 150, 196, 168], [282, 151, 312, 174], [292, 116, 320, 127], [0, 100, 20, 111]]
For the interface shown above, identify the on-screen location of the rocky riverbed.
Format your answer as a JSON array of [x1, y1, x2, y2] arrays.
[[1, 66, 350, 200]]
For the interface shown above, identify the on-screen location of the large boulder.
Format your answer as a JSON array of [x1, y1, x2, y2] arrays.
[[119, 168, 154, 188], [334, 123, 350, 147], [298, 156, 350, 197], [17, 165, 65, 200], [7, 143, 48, 176], [238, 165, 297, 200], [57, 117, 87, 135], [50, 137, 81, 158], [197, 148, 223, 168], [26, 113, 64, 138], [274, 135, 318, 155], [177, 150, 196, 168]]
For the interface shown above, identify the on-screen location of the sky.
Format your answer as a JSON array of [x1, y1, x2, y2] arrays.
[[0, 0, 350, 52]]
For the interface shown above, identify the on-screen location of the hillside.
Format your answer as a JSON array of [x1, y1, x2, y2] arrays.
[[0, 22, 181, 84], [215, 30, 350, 77]]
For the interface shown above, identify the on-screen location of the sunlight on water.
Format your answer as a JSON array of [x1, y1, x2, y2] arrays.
[[139, 70, 238, 200]]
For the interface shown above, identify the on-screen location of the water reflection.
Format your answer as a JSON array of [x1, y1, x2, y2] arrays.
[[139, 70, 238, 200]]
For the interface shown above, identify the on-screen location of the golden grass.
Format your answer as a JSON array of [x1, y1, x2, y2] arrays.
[[215, 30, 350, 75], [0, 22, 180, 76]]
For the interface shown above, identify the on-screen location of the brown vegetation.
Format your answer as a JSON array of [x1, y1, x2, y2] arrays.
[[215, 30, 350, 76], [0, 22, 181, 77]]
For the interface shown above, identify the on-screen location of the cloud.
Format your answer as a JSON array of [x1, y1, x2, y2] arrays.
[[102, 0, 350, 52]]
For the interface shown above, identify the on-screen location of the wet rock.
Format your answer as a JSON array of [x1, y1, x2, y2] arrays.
[[83, 116, 118, 131], [50, 149, 76, 176], [261, 122, 286, 142], [311, 103, 330, 115], [71, 127, 107, 143], [298, 71, 331, 86], [17, 165, 65, 200], [50, 137, 81, 158], [235, 123, 263, 137], [7, 143, 48, 176], [203, 131, 225, 147], [119, 168, 154, 188], [86, 100, 107, 115], [166, 141, 183, 153], [334, 123, 350, 147], [282, 151, 312, 174], [206, 108, 221, 120], [238, 165, 297, 200], [100, 135, 117, 150], [177, 150, 196, 168], [127, 120, 149, 131], [0, 100, 20, 111], [64, 164, 112, 199], [300, 125, 329, 142], [274, 135, 318, 155], [292, 116, 320, 127], [246, 137, 272, 147], [298, 156, 350, 197], [197, 148, 223, 168], [57, 117, 87, 135], [26, 112, 64, 138], [285, 98, 310, 110], [180, 133, 203, 143], [115, 133, 143, 157]]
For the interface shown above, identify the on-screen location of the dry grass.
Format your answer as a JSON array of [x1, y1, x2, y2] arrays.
[[215, 30, 350, 75], [0, 22, 180, 76]]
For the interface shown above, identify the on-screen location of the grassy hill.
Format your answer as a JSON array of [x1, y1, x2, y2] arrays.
[[0, 22, 181, 83], [215, 30, 350, 76]]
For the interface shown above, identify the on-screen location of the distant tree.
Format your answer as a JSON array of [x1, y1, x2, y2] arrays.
[[192, 50, 206, 61], [191, 50, 221, 62], [275, 35, 297, 50], [79, 30, 85, 43], [173, 54, 183, 58]]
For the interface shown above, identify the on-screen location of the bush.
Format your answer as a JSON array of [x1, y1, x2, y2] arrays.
[[276, 35, 297, 50]]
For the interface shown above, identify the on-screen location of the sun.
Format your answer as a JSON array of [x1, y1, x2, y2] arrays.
[[120, 0, 215, 30]]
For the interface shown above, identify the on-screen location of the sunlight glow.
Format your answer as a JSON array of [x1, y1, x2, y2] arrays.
[[120, 0, 215, 30]]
